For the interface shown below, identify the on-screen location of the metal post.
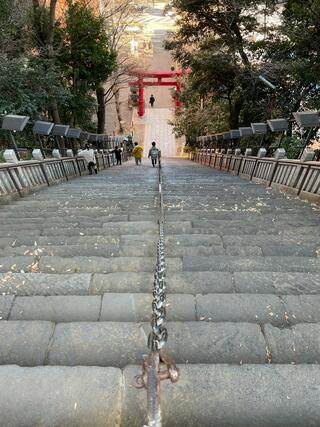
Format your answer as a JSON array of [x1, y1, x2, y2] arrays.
[[8, 132, 20, 161], [297, 164, 311, 195], [250, 158, 259, 181], [237, 157, 243, 176], [7, 167, 22, 197], [146, 352, 162, 427], [267, 160, 279, 187], [75, 158, 82, 176], [277, 132, 285, 149], [60, 160, 69, 181], [39, 162, 50, 186]]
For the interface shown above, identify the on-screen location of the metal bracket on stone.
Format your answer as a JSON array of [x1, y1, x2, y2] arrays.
[[135, 350, 179, 427]]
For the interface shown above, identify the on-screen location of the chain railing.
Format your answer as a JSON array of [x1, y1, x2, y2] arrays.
[[135, 158, 179, 427]]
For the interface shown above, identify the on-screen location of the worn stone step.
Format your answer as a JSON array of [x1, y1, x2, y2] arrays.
[[0, 245, 122, 258], [5, 293, 320, 325], [91, 271, 234, 294], [0, 271, 233, 296], [122, 364, 320, 427], [223, 234, 320, 246], [234, 271, 320, 294], [7, 294, 195, 322], [0, 272, 92, 296], [183, 255, 320, 273], [0, 207, 157, 217], [0, 365, 121, 427], [0, 256, 181, 274], [1, 215, 130, 224], [2, 271, 320, 297], [0, 243, 226, 258], [38, 256, 182, 273], [121, 234, 224, 246], [2, 320, 320, 367], [0, 235, 121, 248], [1, 364, 320, 426], [36, 226, 157, 237], [166, 211, 319, 222], [0, 321, 267, 366]]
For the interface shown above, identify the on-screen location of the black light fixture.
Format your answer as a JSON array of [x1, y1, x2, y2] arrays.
[[33, 121, 54, 158], [52, 124, 70, 156], [1, 114, 30, 160], [293, 111, 320, 158]]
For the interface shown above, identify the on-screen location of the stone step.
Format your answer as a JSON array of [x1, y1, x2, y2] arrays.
[[0, 208, 158, 217], [0, 216, 125, 224], [0, 243, 226, 258], [122, 364, 320, 427], [1, 364, 320, 426], [5, 233, 316, 252], [0, 365, 122, 427], [1, 226, 157, 237], [3, 293, 320, 325], [183, 255, 320, 273], [0, 235, 121, 248], [1, 271, 320, 296], [2, 320, 320, 366], [190, 226, 316, 236], [37, 256, 181, 274], [0, 256, 181, 274], [0, 245, 122, 258]]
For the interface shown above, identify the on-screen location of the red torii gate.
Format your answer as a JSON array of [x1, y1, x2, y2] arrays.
[[129, 70, 184, 117]]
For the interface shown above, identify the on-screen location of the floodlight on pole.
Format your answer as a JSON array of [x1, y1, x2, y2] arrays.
[[259, 75, 276, 90]]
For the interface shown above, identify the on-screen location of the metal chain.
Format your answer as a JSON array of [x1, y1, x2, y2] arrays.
[[148, 163, 168, 351], [135, 159, 179, 427]]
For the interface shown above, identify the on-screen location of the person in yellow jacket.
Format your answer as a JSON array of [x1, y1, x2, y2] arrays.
[[132, 142, 143, 165]]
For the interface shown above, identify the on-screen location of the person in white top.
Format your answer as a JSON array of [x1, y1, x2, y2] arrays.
[[148, 141, 161, 167], [77, 144, 97, 175]]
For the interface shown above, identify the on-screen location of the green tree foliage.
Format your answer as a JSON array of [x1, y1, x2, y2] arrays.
[[167, 0, 320, 148], [257, 0, 320, 120], [0, 57, 69, 117], [0, 0, 69, 118], [166, 0, 279, 140], [0, 0, 116, 130], [59, 0, 117, 127], [0, 0, 31, 56]]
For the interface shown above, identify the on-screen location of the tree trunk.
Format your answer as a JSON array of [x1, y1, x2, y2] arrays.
[[229, 96, 243, 129], [114, 89, 124, 133], [50, 99, 61, 124], [48, 0, 57, 54], [96, 86, 106, 134], [48, 0, 61, 124]]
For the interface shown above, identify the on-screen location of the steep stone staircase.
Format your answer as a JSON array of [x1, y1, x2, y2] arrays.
[[143, 108, 183, 157], [1, 159, 320, 426]]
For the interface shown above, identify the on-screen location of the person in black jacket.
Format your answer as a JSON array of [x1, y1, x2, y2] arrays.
[[149, 95, 155, 108], [113, 146, 122, 165]]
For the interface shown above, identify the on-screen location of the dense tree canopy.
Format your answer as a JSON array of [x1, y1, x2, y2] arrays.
[[167, 0, 320, 145], [0, 0, 116, 131]]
